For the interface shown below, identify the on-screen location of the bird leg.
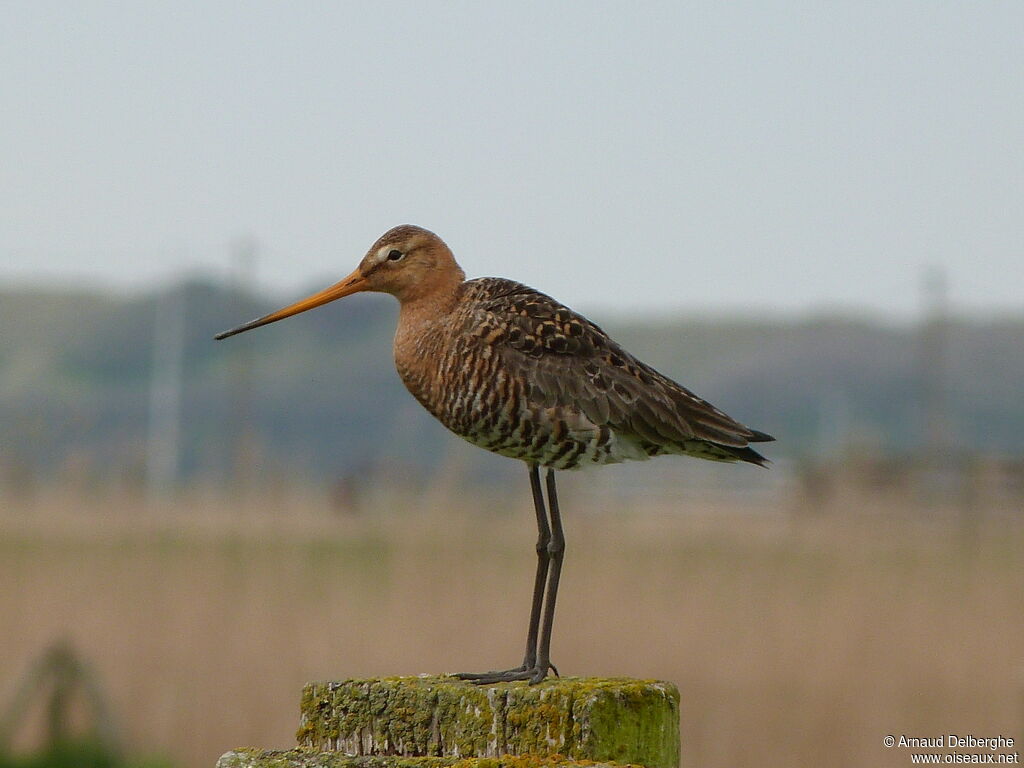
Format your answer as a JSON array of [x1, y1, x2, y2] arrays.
[[532, 468, 564, 683], [454, 465, 561, 685], [519, 464, 552, 670]]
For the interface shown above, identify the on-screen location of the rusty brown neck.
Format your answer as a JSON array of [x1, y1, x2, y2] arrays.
[[395, 268, 465, 324], [392, 272, 465, 371]]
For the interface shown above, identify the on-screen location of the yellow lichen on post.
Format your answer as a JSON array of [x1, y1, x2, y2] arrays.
[[295, 677, 679, 768]]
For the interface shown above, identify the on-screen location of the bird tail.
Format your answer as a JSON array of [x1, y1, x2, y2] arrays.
[[719, 443, 771, 467], [706, 427, 775, 466], [725, 428, 775, 466]]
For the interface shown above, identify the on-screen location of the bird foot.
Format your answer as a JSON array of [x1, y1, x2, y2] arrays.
[[453, 662, 558, 685]]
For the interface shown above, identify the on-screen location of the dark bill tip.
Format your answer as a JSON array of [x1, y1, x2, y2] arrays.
[[213, 316, 268, 340]]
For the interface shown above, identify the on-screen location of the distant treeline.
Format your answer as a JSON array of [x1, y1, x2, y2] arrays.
[[2, 281, 1022, 488]]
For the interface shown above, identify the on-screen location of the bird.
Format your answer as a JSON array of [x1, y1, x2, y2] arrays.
[[215, 224, 774, 685]]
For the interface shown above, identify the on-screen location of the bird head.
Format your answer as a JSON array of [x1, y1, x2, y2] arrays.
[[214, 225, 463, 340]]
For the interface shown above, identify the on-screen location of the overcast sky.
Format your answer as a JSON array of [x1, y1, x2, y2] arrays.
[[2, 1, 1021, 317]]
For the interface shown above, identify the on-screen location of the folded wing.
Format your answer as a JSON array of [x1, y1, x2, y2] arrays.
[[465, 279, 773, 465]]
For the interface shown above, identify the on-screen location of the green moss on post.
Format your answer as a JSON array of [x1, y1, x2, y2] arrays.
[[296, 677, 679, 768], [217, 750, 631, 768]]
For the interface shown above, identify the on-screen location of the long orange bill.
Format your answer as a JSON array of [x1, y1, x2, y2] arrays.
[[214, 268, 368, 340]]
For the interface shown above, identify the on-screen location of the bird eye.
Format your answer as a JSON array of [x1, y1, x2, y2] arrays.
[[387, 249, 404, 261]]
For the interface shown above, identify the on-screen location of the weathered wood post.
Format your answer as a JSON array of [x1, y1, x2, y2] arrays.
[[218, 676, 680, 768]]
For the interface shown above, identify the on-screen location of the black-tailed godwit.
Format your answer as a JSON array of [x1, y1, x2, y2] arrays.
[[215, 224, 773, 684]]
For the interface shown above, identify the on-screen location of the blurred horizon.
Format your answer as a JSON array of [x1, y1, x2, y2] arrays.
[[7, 269, 1024, 327], [4, 264, 1024, 324], [3, 274, 1024, 505]]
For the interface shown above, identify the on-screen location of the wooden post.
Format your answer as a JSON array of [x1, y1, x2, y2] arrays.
[[218, 676, 680, 768]]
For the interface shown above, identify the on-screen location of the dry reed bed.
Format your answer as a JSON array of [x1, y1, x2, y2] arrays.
[[1, 492, 1021, 768]]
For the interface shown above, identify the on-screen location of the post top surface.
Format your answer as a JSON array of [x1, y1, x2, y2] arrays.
[[305, 675, 678, 695]]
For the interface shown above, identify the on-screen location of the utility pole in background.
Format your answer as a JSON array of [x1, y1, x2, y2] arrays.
[[146, 284, 185, 501], [917, 265, 978, 527], [919, 265, 951, 460], [228, 237, 259, 495]]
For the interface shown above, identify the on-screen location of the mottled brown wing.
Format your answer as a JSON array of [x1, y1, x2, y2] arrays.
[[465, 279, 768, 452]]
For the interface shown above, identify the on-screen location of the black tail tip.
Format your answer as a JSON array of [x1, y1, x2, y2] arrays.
[[725, 444, 771, 467], [748, 429, 775, 443]]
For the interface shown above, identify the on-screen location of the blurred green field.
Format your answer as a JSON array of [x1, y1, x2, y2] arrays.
[[1, 492, 1022, 768]]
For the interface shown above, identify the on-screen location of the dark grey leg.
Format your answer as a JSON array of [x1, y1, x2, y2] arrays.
[[454, 465, 561, 685], [521, 464, 552, 668], [532, 468, 564, 683]]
